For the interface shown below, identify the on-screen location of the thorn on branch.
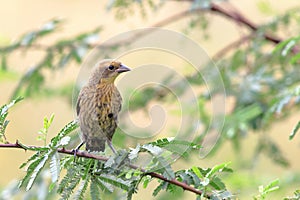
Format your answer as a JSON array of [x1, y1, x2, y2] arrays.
[[15, 140, 23, 149]]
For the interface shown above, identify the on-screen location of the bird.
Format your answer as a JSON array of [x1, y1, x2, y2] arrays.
[[75, 60, 130, 153]]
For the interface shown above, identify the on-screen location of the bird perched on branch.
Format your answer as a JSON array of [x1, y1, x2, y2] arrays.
[[76, 60, 130, 153]]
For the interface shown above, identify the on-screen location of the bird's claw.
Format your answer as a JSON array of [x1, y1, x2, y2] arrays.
[[72, 142, 85, 161], [72, 148, 79, 161]]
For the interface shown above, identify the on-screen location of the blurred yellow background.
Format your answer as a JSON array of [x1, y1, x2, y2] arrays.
[[0, 0, 300, 199]]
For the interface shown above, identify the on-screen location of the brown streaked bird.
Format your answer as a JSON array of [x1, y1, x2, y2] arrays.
[[76, 60, 130, 153]]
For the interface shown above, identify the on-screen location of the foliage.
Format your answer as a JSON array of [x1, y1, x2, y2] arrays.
[[284, 190, 300, 200], [0, 96, 23, 143], [37, 113, 55, 145], [0, 18, 101, 100], [253, 179, 280, 200], [1, 0, 300, 199], [7, 103, 230, 199]]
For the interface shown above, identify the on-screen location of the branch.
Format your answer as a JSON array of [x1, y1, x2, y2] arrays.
[[5, 1, 297, 57], [210, 3, 282, 42], [170, 1, 299, 56], [0, 142, 211, 198]]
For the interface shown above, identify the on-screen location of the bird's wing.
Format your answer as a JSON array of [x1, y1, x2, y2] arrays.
[[76, 86, 96, 116], [113, 89, 122, 113], [76, 89, 84, 116]]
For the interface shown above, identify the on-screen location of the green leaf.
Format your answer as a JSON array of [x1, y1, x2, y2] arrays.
[[50, 120, 78, 148], [58, 53, 72, 68], [26, 153, 49, 191], [19, 151, 40, 169], [19, 151, 51, 191], [58, 136, 71, 146], [58, 165, 82, 199], [0, 97, 23, 119], [39, 19, 62, 35], [49, 182, 56, 192], [19, 19, 62, 46], [90, 177, 102, 200], [263, 179, 280, 194], [290, 53, 300, 64], [20, 32, 37, 46], [142, 176, 151, 188], [38, 113, 55, 145], [209, 177, 226, 190], [191, 166, 204, 179], [74, 176, 90, 200], [151, 156, 175, 180], [152, 181, 168, 197], [284, 189, 300, 200], [186, 170, 201, 187], [206, 162, 231, 178], [104, 156, 115, 168], [290, 121, 300, 140], [147, 138, 201, 157], [255, 179, 280, 199], [49, 152, 60, 183], [142, 144, 163, 156], [176, 170, 193, 185], [93, 176, 114, 193], [99, 174, 130, 191], [257, 0, 275, 15], [129, 144, 140, 160]]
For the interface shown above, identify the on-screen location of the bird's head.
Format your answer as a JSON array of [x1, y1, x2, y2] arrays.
[[89, 60, 131, 85]]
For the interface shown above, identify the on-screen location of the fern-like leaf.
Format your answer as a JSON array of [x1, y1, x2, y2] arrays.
[[49, 152, 60, 183], [74, 176, 90, 200], [152, 181, 168, 197], [147, 156, 175, 180], [90, 177, 102, 200], [92, 176, 114, 193], [19, 151, 40, 169], [19, 151, 51, 191], [59, 170, 81, 200], [58, 164, 83, 200], [0, 97, 23, 142], [98, 174, 130, 191], [26, 154, 49, 191], [50, 120, 78, 148]]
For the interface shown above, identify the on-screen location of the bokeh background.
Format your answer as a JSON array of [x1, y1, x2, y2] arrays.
[[1, 0, 300, 199]]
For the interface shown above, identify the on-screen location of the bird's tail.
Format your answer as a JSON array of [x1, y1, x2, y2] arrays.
[[85, 138, 106, 152]]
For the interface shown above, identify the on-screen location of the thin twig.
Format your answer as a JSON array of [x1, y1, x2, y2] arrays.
[[3, 1, 297, 56], [0, 142, 211, 198], [210, 3, 281, 44], [5, 1, 298, 57]]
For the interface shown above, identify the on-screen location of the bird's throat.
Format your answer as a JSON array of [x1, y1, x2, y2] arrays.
[[97, 82, 115, 96], [100, 76, 117, 84]]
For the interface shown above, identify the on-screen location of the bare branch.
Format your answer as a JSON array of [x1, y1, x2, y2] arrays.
[[4, 1, 297, 57]]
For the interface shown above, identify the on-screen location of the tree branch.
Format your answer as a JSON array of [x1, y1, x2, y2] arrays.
[[210, 3, 282, 41], [7, 1, 298, 58], [0, 142, 211, 198], [211, 2, 299, 54]]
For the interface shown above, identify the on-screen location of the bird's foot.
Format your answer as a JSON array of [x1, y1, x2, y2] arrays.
[[72, 142, 85, 161]]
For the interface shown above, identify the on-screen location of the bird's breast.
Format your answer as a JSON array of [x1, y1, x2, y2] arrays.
[[95, 84, 121, 130]]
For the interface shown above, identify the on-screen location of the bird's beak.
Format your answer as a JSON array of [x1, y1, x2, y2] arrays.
[[116, 64, 131, 73]]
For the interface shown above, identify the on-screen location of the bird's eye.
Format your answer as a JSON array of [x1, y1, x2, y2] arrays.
[[108, 65, 114, 70]]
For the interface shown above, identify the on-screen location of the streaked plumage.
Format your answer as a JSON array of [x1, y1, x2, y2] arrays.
[[76, 60, 130, 152]]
